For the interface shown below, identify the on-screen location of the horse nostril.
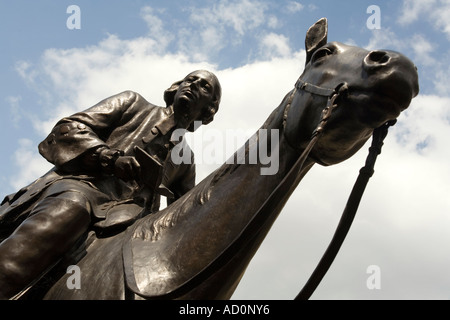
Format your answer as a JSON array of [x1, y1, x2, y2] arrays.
[[366, 50, 390, 65]]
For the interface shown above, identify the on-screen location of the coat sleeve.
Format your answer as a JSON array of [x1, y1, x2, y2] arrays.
[[38, 91, 140, 170]]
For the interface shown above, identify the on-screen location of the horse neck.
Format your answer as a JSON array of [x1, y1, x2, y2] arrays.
[[129, 91, 316, 298], [140, 90, 315, 245]]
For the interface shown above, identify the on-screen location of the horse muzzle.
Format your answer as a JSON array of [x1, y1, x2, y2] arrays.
[[363, 50, 419, 110]]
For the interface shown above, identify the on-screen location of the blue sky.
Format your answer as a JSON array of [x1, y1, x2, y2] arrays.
[[1, 0, 450, 299]]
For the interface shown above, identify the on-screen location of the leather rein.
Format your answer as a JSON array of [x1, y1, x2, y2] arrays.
[[282, 78, 396, 300]]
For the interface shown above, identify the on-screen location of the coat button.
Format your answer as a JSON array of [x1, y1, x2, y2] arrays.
[[142, 136, 151, 144], [77, 123, 86, 130], [142, 127, 159, 144]]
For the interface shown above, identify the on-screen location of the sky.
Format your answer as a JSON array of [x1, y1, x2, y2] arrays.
[[0, 0, 449, 300]]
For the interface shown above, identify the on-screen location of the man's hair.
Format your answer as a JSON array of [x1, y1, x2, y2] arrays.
[[163, 70, 221, 124]]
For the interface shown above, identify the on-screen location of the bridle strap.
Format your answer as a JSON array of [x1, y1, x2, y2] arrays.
[[283, 79, 348, 152], [282, 77, 397, 300], [295, 79, 337, 97], [295, 119, 396, 300]]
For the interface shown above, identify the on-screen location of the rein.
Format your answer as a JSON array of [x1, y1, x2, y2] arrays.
[[283, 78, 396, 300]]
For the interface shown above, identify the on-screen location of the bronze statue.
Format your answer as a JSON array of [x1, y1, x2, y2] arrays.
[[0, 18, 418, 300], [0, 70, 222, 299]]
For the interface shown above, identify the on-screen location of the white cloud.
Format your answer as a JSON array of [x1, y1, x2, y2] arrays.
[[260, 33, 292, 58], [398, 0, 437, 25], [394, 95, 450, 156], [140, 6, 173, 50], [308, 4, 318, 11], [6, 96, 22, 127], [216, 0, 268, 35], [410, 34, 436, 66], [10, 139, 52, 190], [15, 61, 38, 86], [15, 61, 32, 80], [433, 66, 450, 96], [365, 28, 405, 51], [189, 0, 267, 36], [286, 1, 304, 13], [433, 2, 450, 37], [399, 0, 450, 39], [267, 15, 280, 29], [179, 0, 271, 61]]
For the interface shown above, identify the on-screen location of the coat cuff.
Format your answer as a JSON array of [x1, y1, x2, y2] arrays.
[[98, 147, 124, 174]]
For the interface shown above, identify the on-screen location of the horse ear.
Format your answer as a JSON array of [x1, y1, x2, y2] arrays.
[[305, 18, 328, 65]]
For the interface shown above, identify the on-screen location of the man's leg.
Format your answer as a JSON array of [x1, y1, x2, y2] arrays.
[[0, 192, 91, 299]]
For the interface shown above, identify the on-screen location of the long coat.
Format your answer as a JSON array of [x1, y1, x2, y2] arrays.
[[0, 91, 195, 240]]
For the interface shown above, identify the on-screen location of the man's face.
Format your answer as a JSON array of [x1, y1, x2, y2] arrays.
[[173, 70, 218, 131]]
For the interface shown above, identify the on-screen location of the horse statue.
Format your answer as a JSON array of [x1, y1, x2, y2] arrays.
[[13, 18, 419, 299]]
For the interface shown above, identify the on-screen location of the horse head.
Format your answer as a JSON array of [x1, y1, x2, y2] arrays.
[[284, 18, 419, 166]]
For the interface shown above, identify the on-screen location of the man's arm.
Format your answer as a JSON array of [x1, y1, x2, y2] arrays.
[[38, 91, 140, 173]]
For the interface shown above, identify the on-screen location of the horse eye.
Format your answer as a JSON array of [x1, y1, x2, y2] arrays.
[[311, 47, 333, 64]]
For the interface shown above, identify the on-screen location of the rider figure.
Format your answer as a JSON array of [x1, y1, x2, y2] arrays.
[[0, 70, 222, 299]]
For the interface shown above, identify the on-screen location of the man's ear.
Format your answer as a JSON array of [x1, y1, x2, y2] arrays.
[[305, 18, 328, 65], [164, 80, 183, 106]]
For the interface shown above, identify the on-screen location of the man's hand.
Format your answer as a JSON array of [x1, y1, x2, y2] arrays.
[[114, 156, 141, 182]]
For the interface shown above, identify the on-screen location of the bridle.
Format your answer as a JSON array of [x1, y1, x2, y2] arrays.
[[282, 77, 397, 300], [282, 78, 349, 151]]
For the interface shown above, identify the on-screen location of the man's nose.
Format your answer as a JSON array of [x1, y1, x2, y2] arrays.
[[189, 79, 201, 89]]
